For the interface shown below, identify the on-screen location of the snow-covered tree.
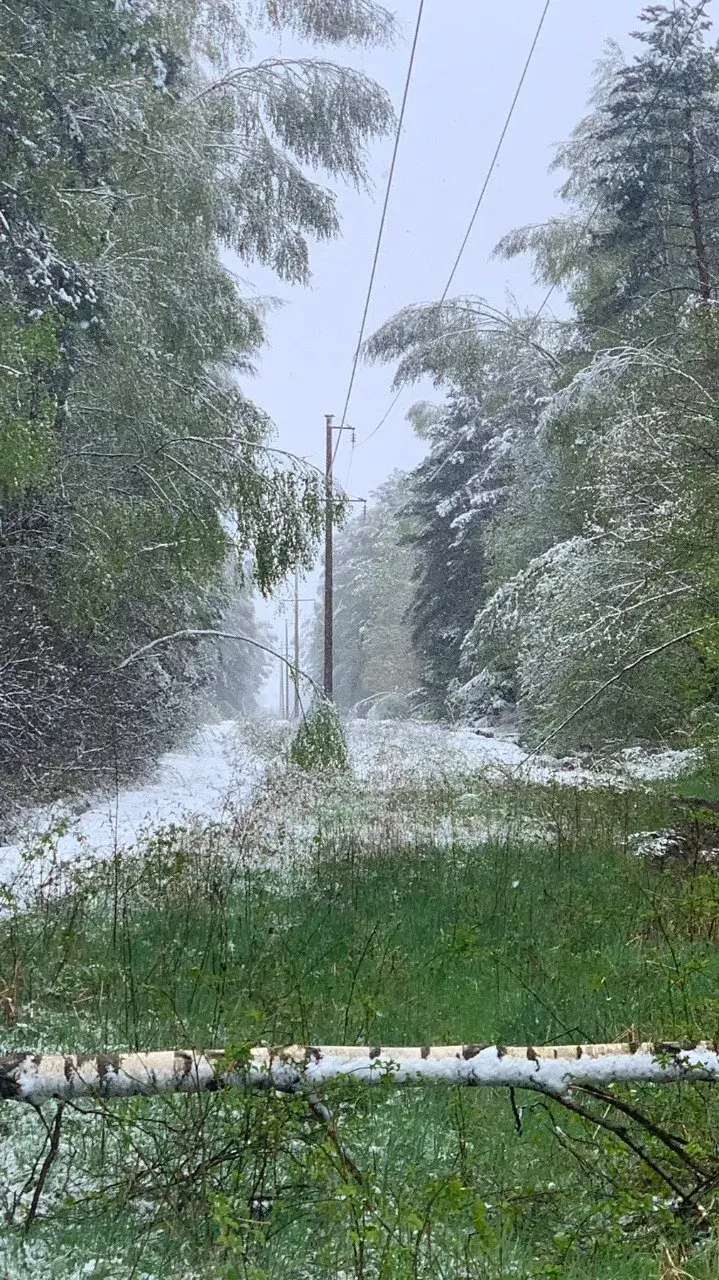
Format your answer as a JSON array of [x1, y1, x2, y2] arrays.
[[368, 4, 719, 749], [497, 2, 719, 331], [366, 303, 552, 718], [0, 0, 394, 800]]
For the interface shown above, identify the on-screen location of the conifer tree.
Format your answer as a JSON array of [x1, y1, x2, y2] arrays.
[[366, 304, 551, 717], [498, 2, 719, 330]]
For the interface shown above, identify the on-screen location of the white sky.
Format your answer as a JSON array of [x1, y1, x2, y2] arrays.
[[234, 0, 661, 704]]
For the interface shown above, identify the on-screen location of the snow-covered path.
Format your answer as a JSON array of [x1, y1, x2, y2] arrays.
[[348, 720, 526, 786], [0, 717, 697, 885], [0, 721, 266, 881]]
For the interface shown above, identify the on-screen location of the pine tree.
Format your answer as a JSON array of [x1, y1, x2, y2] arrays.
[[366, 303, 551, 716], [497, 2, 719, 332], [403, 397, 488, 714]]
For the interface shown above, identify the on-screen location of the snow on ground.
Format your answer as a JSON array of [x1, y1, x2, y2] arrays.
[[0, 721, 266, 883], [615, 746, 700, 782], [347, 720, 526, 787], [346, 720, 699, 790], [0, 718, 700, 886]]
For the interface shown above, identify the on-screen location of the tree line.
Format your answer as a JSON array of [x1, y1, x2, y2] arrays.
[[0, 0, 395, 812], [328, 1, 719, 753]]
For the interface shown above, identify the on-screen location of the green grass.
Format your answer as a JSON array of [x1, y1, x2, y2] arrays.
[[1, 779, 719, 1278]]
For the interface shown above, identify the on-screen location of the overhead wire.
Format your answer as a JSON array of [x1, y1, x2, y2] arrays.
[[439, 0, 553, 305], [351, 0, 552, 470], [334, 0, 426, 468], [532, 0, 711, 321], [345, 0, 710, 494], [426, 0, 712, 487], [355, 388, 403, 449]]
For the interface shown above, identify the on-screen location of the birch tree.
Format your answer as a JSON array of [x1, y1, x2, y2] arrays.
[[0, 0, 394, 800]]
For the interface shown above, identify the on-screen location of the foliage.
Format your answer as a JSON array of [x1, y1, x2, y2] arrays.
[[290, 697, 349, 771], [208, 591, 274, 719], [0, 0, 393, 800], [366, 304, 551, 720], [368, 3, 719, 751], [2, 769, 719, 1275], [310, 472, 421, 713]]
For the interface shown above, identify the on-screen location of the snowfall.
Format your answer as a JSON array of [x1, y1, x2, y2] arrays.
[[0, 718, 699, 885]]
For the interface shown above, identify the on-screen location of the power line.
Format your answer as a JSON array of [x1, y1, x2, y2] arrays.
[[343, 432, 355, 487], [345, 387, 401, 487], [427, 0, 712, 488], [355, 388, 403, 448], [349, 0, 551, 468], [349, 0, 708, 484], [334, 0, 426, 466], [440, 0, 553, 304]]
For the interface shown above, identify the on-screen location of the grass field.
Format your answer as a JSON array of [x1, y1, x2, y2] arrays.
[[1, 736, 719, 1278]]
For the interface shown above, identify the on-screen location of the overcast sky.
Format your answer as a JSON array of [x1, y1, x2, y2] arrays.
[[237, 0, 660, 698]]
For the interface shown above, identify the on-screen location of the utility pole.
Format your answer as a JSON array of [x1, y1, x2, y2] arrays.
[[294, 567, 301, 719], [324, 412, 334, 700], [274, 586, 313, 719], [284, 621, 290, 721], [324, 413, 354, 699], [348, 497, 368, 522]]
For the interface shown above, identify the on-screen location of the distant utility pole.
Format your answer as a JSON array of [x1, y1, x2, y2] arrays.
[[284, 621, 290, 721], [324, 413, 334, 699], [294, 568, 301, 719], [274, 586, 314, 720], [323, 413, 354, 700], [348, 497, 368, 522]]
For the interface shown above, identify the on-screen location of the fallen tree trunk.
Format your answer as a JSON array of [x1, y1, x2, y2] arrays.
[[2, 1042, 719, 1104]]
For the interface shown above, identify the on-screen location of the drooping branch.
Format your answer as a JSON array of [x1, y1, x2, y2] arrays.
[[2, 1042, 719, 1105], [528, 626, 707, 756], [115, 629, 321, 701]]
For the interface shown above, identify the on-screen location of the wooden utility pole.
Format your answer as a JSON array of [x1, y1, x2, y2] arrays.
[[284, 621, 290, 720], [293, 568, 301, 719], [323, 413, 355, 700], [279, 652, 285, 719], [323, 412, 334, 699]]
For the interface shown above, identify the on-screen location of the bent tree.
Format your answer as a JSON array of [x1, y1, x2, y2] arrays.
[[0, 0, 394, 796], [364, 3, 719, 749]]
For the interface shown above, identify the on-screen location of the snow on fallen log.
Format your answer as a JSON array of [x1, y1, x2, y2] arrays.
[[1, 1042, 719, 1105]]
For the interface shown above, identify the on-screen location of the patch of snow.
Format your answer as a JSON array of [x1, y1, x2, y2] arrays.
[[347, 720, 526, 788], [0, 721, 266, 882], [616, 747, 700, 782], [628, 830, 682, 860]]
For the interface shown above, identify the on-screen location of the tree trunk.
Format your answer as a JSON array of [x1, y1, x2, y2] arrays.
[[1, 1042, 718, 1104]]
